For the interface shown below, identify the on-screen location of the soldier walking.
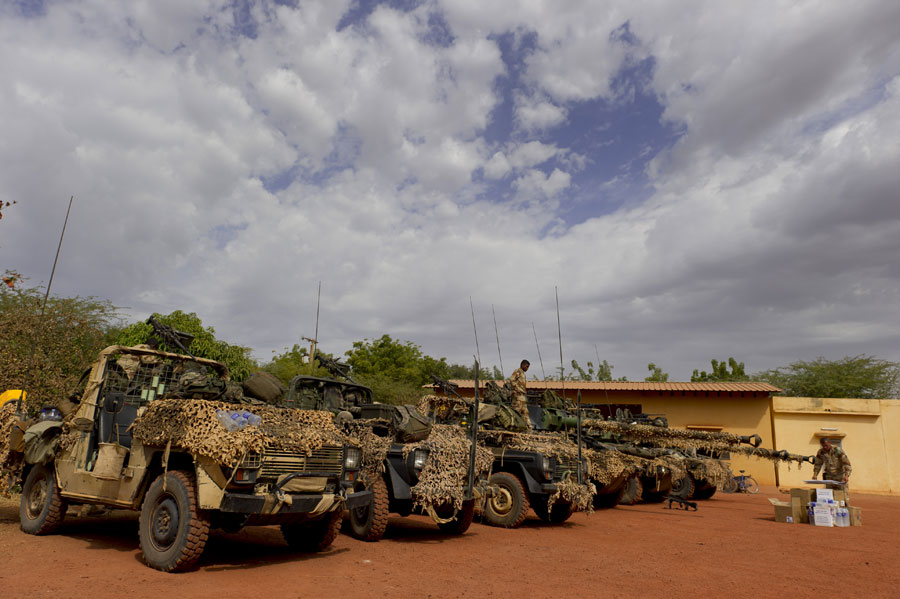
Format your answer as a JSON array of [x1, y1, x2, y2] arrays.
[[813, 437, 852, 499], [508, 360, 532, 430]]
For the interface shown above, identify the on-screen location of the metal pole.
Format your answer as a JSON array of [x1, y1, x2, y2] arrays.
[[311, 281, 321, 365], [16, 196, 74, 418]]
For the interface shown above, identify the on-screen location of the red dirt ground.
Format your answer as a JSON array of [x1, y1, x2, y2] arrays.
[[0, 487, 896, 599]]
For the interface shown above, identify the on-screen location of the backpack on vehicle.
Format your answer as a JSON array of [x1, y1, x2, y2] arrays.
[[492, 404, 530, 432], [242, 371, 286, 405], [391, 405, 433, 443]]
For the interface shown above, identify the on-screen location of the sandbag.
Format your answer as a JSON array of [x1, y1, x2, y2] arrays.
[[242, 371, 286, 404]]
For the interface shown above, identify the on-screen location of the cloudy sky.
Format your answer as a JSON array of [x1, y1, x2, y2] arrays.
[[2, 0, 900, 381]]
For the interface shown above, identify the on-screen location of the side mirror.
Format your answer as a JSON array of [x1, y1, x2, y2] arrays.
[[103, 391, 124, 413]]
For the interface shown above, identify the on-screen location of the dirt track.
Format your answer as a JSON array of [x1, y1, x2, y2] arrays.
[[1, 487, 897, 599]]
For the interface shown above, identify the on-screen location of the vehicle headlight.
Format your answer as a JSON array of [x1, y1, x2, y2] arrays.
[[412, 449, 429, 472], [541, 455, 552, 480], [343, 447, 361, 470]]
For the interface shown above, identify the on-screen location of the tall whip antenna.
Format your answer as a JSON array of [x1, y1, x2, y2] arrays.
[[491, 304, 503, 376], [16, 196, 74, 417], [556, 286, 565, 401], [532, 322, 546, 379], [303, 281, 321, 368], [469, 296, 481, 366]]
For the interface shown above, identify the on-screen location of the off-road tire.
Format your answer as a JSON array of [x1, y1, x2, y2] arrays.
[[20, 464, 67, 535], [618, 475, 643, 505], [693, 485, 718, 500], [593, 483, 627, 509], [282, 508, 342, 552], [436, 499, 476, 535], [484, 472, 529, 528], [669, 474, 695, 500], [139, 470, 209, 572], [533, 497, 575, 523], [349, 477, 389, 541]]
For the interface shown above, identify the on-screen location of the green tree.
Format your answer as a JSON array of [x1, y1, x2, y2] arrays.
[[1, 280, 122, 413], [692, 357, 748, 382], [754, 355, 900, 399], [261, 344, 334, 384], [116, 310, 256, 381], [645, 362, 669, 382], [569, 359, 628, 382]]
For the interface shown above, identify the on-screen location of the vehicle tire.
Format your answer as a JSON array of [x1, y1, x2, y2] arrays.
[[669, 474, 695, 500], [139, 470, 209, 572], [348, 477, 389, 541], [641, 489, 668, 503], [744, 476, 760, 494], [693, 485, 717, 500], [533, 497, 575, 523], [282, 508, 342, 552], [618, 476, 642, 506], [722, 476, 738, 494], [436, 498, 476, 535], [20, 464, 67, 535], [484, 472, 529, 528], [593, 484, 627, 509]]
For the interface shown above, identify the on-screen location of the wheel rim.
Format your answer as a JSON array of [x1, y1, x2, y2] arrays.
[[26, 475, 48, 519], [489, 487, 514, 516], [672, 478, 686, 494], [149, 496, 180, 551]]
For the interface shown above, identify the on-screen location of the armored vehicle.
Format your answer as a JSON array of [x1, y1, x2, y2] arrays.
[[6, 344, 369, 571], [284, 365, 490, 541], [433, 379, 593, 528]]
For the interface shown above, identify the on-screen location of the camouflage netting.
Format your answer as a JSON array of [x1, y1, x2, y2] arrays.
[[583, 419, 812, 468], [584, 447, 643, 484], [344, 419, 393, 482], [402, 424, 493, 513], [417, 394, 469, 422], [0, 403, 24, 496], [684, 457, 732, 487], [481, 429, 595, 512], [131, 399, 355, 467]]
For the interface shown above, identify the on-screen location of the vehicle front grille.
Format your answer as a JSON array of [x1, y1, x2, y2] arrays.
[[259, 446, 344, 478], [553, 457, 581, 481]]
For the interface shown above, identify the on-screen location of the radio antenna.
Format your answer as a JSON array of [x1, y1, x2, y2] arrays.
[[491, 304, 503, 376], [556, 286, 565, 401], [16, 196, 74, 417], [532, 322, 546, 379], [469, 296, 481, 366]]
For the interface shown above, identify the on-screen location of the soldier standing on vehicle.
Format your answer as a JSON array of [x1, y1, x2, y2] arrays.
[[508, 360, 532, 430], [813, 438, 852, 497]]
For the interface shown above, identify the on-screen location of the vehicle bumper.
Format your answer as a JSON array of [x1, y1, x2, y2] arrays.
[[219, 489, 372, 515]]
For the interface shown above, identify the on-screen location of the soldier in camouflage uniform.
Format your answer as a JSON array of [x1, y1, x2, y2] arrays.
[[508, 359, 532, 430], [813, 437, 852, 498]]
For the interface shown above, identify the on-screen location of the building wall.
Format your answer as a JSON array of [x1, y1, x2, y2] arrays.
[[771, 397, 899, 495]]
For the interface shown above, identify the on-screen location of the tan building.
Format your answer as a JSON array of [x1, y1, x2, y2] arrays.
[[440, 380, 899, 494]]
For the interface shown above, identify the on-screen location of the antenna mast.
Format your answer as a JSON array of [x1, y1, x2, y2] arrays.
[[469, 296, 481, 367], [491, 304, 503, 376], [556, 286, 565, 401], [16, 196, 74, 417], [532, 322, 546, 379]]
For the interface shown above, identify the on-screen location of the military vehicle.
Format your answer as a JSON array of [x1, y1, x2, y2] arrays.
[[5, 339, 370, 572], [281, 357, 491, 541], [430, 378, 593, 528]]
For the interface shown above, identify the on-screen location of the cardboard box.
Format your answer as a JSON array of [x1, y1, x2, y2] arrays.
[[847, 506, 862, 527], [790, 488, 815, 506], [770, 497, 802, 523]]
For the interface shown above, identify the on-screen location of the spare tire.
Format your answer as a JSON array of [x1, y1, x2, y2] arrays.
[[242, 372, 286, 404]]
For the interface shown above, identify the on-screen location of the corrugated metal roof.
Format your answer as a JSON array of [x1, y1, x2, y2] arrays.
[[443, 380, 781, 393]]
